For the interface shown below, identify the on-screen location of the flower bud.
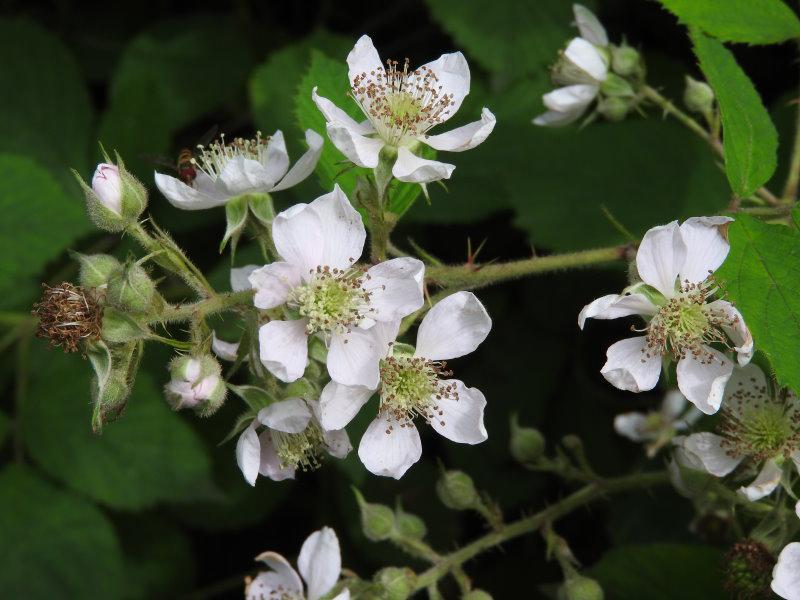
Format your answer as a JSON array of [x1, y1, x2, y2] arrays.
[[373, 567, 416, 600], [92, 164, 122, 214], [596, 96, 631, 122], [558, 574, 604, 600], [510, 414, 546, 464], [464, 591, 493, 600], [436, 470, 479, 511], [395, 502, 427, 540], [76, 156, 147, 232], [106, 262, 159, 314], [353, 488, 396, 541], [611, 45, 642, 78], [164, 354, 226, 416], [599, 73, 635, 99], [73, 253, 122, 289], [101, 308, 150, 344], [683, 76, 715, 115]]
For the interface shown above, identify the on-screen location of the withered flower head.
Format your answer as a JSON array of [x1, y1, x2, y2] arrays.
[[32, 282, 102, 353]]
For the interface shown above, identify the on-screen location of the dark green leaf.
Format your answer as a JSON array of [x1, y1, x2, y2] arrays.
[[0, 465, 126, 599], [659, 0, 800, 45], [692, 31, 778, 198], [716, 215, 800, 393]]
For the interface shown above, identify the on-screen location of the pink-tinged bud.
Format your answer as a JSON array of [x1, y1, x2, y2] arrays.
[[164, 355, 227, 416], [91, 164, 122, 215]]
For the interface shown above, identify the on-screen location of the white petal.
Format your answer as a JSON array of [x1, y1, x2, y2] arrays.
[[415, 291, 491, 360], [327, 329, 381, 389], [678, 216, 733, 284], [635, 221, 686, 297], [299, 527, 341, 600], [600, 336, 661, 392], [252, 552, 303, 597], [542, 84, 598, 113], [573, 4, 608, 46], [358, 414, 422, 479], [271, 129, 325, 192], [323, 427, 353, 459], [739, 459, 782, 501], [533, 108, 589, 127], [320, 381, 375, 430], [246, 571, 301, 600], [347, 35, 384, 90], [772, 542, 800, 600], [249, 261, 303, 309], [661, 389, 688, 420], [578, 292, 657, 329], [236, 422, 261, 486], [721, 362, 768, 421], [154, 172, 228, 210], [429, 379, 488, 444], [423, 108, 496, 152], [331, 592, 350, 600], [307, 185, 366, 271], [312, 87, 374, 134], [364, 257, 425, 321], [326, 122, 384, 168], [683, 432, 742, 477], [371, 319, 401, 358], [261, 129, 290, 187], [676, 345, 733, 414], [613, 412, 651, 442], [707, 300, 753, 365], [258, 319, 309, 382], [564, 37, 608, 82], [418, 51, 470, 122], [392, 147, 454, 183], [212, 331, 240, 362], [272, 201, 324, 274], [258, 397, 312, 434], [258, 431, 296, 481], [231, 265, 258, 291], [218, 155, 274, 196]]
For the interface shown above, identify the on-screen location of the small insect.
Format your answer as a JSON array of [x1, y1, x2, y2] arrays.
[[143, 125, 218, 187]]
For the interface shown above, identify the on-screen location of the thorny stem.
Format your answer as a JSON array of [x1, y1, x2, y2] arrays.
[[411, 471, 670, 592], [149, 289, 254, 324], [642, 85, 781, 206]]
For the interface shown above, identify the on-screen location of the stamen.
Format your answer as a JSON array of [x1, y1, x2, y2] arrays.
[[378, 355, 456, 427], [32, 283, 102, 353], [191, 132, 271, 181], [273, 421, 326, 472]]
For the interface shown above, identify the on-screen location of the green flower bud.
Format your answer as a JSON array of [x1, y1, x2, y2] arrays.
[[599, 73, 635, 99], [373, 567, 416, 600], [73, 253, 122, 288], [611, 45, 642, 78], [510, 414, 546, 464], [76, 157, 147, 233], [463, 591, 493, 600], [596, 96, 632, 122], [436, 470, 479, 510], [101, 308, 150, 344], [165, 354, 226, 416], [395, 502, 427, 540], [683, 76, 715, 115], [353, 489, 396, 541], [106, 262, 159, 313], [559, 575, 604, 600]]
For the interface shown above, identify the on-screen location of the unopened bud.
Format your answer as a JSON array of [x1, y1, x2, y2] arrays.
[[683, 76, 715, 115], [101, 308, 150, 344], [395, 502, 427, 540], [559, 574, 604, 600], [464, 591, 493, 600], [165, 354, 226, 416], [597, 96, 631, 122], [73, 253, 122, 289], [106, 262, 159, 313], [510, 414, 546, 464], [600, 73, 635, 99], [611, 45, 642, 78], [353, 488, 396, 541], [374, 567, 416, 600], [436, 470, 479, 510], [92, 164, 122, 214], [76, 156, 148, 232]]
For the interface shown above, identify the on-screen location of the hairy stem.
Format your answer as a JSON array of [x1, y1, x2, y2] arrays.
[[783, 91, 800, 203], [149, 289, 254, 324], [412, 471, 669, 592]]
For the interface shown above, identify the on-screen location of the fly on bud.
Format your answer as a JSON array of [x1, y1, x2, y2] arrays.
[[32, 282, 102, 353]]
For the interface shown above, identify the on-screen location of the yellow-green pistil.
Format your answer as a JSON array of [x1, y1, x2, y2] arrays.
[[378, 354, 456, 426], [289, 265, 372, 336], [272, 422, 326, 472]]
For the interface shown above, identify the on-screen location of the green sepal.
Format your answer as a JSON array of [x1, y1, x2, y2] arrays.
[[101, 307, 151, 343], [220, 195, 249, 255], [228, 384, 275, 412], [247, 193, 275, 227]]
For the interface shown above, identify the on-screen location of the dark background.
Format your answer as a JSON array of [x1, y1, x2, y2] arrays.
[[0, 0, 797, 597]]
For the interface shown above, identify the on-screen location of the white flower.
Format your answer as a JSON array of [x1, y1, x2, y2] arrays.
[[246, 527, 349, 600], [154, 129, 323, 210], [614, 389, 702, 457], [236, 397, 351, 485], [312, 35, 496, 184], [772, 503, 800, 600], [249, 186, 424, 385], [317, 291, 491, 479], [672, 363, 800, 502], [579, 217, 752, 414], [91, 163, 122, 215], [534, 5, 609, 127]]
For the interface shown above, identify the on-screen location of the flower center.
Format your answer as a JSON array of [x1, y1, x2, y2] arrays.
[[288, 266, 372, 336], [643, 280, 733, 362], [351, 59, 455, 146], [378, 354, 456, 424], [191, 132, 270, 181], [272, 422, 326, 472]]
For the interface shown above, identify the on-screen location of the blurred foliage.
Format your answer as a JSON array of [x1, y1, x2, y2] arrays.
[[0, 0, 797, 598]]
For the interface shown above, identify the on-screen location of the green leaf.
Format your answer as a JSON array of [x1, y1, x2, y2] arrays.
[[659, 0, 800, 45], [22, 346, 214, 510], [0, 155, 91, 307], [0, 19, 92, 192], [716, 215, 800, 393], [425, 0, 581, 79], [589, 543, 726, 599], [0, 465, 126, 599], [0, 410, 9, 448], [692, 31, 778, 198]]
